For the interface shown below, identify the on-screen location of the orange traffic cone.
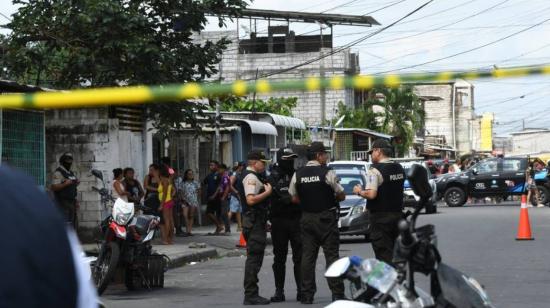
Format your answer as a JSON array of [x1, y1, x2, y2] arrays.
[[236, 232, 247, 248], [516, 195, 534, 241]]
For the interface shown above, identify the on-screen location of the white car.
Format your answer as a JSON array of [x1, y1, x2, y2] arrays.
[[328, 160, 371, 172]]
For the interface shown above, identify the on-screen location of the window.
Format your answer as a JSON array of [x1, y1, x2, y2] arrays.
[[503, 159, 523, 172], [476, 159, 498, 173], [337, 174, 365, 195], [330, 164, 367, 171]]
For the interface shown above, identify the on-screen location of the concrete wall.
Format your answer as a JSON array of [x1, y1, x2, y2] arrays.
[[413, 80, 476, 155], [512, 131, 550, 154], [46, 108, 147, 240], [194, 30, 356, 126]]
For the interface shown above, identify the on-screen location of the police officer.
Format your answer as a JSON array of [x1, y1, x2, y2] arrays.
[[242, 150, 273, 305], [50, 152, 80, 228], [289, 142, 346, 304], [267, 148, 302, 303], [353, 139, 405, 265]]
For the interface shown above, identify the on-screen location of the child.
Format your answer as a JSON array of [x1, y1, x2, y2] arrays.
[[158, 167, 176, 244]]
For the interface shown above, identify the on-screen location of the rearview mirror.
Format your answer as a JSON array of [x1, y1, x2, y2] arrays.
[[407, 164, 432, 200], [471, 168, 478, 175], [91, 169, 103, 181]]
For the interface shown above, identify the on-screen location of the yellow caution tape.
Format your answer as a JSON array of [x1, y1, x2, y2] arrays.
[[2, 64, 550, 109]]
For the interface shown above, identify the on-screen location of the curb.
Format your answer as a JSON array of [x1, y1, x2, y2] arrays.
[[166, 248, 218, 269]]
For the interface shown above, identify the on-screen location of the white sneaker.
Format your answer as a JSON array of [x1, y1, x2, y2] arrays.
[[527, 204, 534, 208], [537, 204, 545, 208]]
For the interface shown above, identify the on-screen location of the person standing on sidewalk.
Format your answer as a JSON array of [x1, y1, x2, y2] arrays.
[[268, 148, 302, 303], [353, 139, 405, 265], [51, 152, 80, 228], [203, 161, 223, 235], [289, 142, 346, 304], [229, 162, 245, 232], [242, 150, 273, 305], [218, 164, 232, 234], [181, 169, 201, 236]]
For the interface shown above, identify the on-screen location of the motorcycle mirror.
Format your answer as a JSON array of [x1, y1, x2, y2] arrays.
[[91, 169, 104, 181], [325, 257, 351, 278], [407, 164, 432, 200]]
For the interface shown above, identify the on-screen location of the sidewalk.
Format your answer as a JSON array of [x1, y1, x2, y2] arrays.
[[83, 224, 251, 269]]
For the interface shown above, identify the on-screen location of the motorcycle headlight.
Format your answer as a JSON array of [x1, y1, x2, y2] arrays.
[[115, 212, 133, 225], [350, 205, 365, 216]]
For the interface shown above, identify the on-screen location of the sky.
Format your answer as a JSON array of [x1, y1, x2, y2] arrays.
[[2, 0, 550, 136]]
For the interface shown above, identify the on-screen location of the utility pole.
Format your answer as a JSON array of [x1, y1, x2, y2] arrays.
[[213, 62, 223, 161], [319, 25, 326, 124]]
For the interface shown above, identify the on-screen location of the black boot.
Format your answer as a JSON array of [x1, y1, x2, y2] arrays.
[[244, 295, 271, 305], [270, 289, 285, 302]]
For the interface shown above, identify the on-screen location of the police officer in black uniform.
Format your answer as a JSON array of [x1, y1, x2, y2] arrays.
[[241, 150, 273, 305], [50, 152, 80, 228], [289, 142, 346, 304], [267, 148, 302, 303], [353, 139, 405, 265]]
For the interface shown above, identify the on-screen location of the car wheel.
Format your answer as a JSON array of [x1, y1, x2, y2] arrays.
[[537, 185, 549, 205], [444, 187, 466, 207]]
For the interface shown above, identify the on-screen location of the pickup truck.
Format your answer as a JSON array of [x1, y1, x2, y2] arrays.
[[436, 157, 549, 207]]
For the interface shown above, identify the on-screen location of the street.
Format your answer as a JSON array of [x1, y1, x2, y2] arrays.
[[101, 203, 550, 308]]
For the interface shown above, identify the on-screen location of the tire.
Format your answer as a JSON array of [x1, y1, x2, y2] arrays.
[[425, 201, 437, 214], [537, 185, 549, 205], [444, 187, 467, 207], [93, 242, 120, 295]]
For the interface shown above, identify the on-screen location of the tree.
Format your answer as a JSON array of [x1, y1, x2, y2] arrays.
[[334, 86, 424, 156], [3, 0, 247, 135], [219, 97, 298, 116]]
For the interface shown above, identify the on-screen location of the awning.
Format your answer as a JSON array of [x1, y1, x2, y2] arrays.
[[268, 113, 306, 130], [224, 118, 278, 136]]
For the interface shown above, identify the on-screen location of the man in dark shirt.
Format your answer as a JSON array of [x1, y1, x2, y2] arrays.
[[203, 160, 223, 234]]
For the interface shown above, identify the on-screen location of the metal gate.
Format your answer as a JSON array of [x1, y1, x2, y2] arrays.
[[0, 109, 46, 187]]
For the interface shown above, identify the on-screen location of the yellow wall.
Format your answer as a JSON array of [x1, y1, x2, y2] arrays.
[[480, 113, 494, 151]]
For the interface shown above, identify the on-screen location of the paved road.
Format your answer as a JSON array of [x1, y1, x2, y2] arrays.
[[102, 204, 550, 308]]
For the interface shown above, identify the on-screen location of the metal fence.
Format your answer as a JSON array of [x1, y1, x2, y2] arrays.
[[0, 109, 45, 186]]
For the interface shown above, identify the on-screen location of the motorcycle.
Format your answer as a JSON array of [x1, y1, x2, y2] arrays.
[[325, 164, 495, 308], [91, 169, 166, 295]]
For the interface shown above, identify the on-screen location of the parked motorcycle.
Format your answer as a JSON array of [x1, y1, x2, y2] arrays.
[[325, 164, 495, 308], [91, 169, 166, 295]]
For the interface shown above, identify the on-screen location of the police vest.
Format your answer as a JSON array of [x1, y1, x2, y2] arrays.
[[268, 165, 301, 218], [238, 169, 268, 213], [368, 162, 405, 213], [54, 167, 78, 201], [295, 165, 337, 213]]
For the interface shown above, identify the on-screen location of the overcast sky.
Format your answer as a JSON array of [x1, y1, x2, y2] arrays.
[[2, 0, 550, 136]]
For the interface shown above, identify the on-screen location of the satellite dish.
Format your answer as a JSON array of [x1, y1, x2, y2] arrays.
[[334, 115, 346, 127]]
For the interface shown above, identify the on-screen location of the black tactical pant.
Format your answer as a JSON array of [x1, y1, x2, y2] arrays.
[[243, 209, 267, 298], [369, 212, 403, 265], [271, 216, 302, 294], [301, 210, 344, 299], [57, 198, 78, 229]]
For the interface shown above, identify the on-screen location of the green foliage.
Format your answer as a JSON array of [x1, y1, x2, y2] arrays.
[[220, 97, 298, 116], [371, 86, 425, 156], [334, 86, 424, 157], [3, 0, 248, 136]]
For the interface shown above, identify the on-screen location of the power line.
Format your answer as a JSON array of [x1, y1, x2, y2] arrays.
[[372, 14, 550, 74]]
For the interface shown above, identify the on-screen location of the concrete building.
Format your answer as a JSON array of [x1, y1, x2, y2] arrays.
[[194, 28, 360, 126], [413, 79, 479, 156], [510, 128, 550, 155], [45, 107, 153, 239]]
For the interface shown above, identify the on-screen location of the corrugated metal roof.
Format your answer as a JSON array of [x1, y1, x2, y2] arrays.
[[268, 113, 306, 129], [224, 118, 278, 136]]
